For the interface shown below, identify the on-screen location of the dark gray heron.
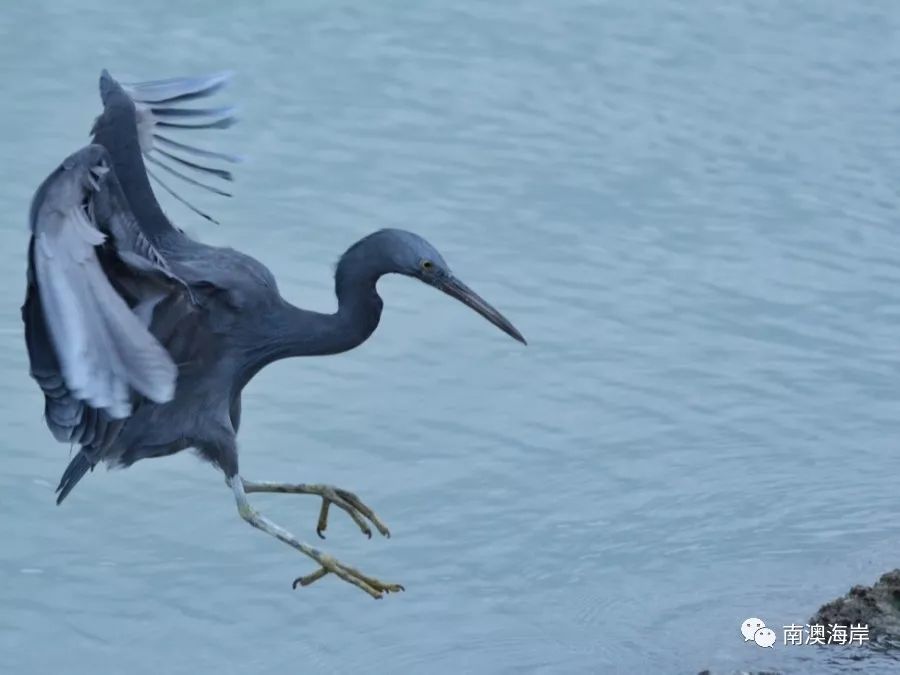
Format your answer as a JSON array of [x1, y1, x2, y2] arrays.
[[22, 70, 525, 599]]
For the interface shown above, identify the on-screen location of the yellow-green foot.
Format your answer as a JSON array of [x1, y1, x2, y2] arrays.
[[292, 553, 404, 599], [242, 480, 391, 539]]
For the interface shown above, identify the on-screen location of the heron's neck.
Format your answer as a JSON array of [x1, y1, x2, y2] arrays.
[[276, 280, 385, 360], [238, 241, 390, 387]]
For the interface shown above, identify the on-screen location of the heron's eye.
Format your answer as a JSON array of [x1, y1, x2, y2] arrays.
[[420, 260, 434, 272]]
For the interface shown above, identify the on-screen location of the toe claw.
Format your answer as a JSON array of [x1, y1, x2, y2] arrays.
[[293, 566, 329, 589], [290, 558, 402, 599]]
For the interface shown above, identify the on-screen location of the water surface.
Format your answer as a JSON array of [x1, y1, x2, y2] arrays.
[[2, 2, 900, 673]]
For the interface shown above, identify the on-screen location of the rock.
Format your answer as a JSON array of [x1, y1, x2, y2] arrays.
[[810, 569, 900, 643]]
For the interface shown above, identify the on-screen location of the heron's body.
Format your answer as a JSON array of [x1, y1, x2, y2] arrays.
[[22, 69, 524, 598], [43, 222, 390, 494]]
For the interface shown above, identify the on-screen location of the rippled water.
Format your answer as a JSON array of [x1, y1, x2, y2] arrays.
[[3, 2, 900, 673]]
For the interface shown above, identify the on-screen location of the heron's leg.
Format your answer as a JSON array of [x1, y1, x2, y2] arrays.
[[230, 476, 403, 599], [242, 480, 390, 539]]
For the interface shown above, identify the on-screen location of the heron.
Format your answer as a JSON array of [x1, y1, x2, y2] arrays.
[[22, 69, 525, 599]]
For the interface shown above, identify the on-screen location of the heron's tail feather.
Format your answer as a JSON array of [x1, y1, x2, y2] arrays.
[[55, 451, 93, 505]]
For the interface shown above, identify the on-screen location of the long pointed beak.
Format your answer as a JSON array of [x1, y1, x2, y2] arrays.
[[438, 276, 527, 345]]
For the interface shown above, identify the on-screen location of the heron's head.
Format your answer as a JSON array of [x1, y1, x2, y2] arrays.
[[379, 229, 526, 345]]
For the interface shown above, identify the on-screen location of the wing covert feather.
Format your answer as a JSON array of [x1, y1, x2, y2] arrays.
[[27, 145, 179, 420]]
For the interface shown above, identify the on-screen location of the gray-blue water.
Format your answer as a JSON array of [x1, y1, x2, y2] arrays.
[[2, 2, 900, 673]]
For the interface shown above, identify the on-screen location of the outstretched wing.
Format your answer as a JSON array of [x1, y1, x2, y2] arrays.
[[23, 144, 186, 443], [105, 70, 241, 225]]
